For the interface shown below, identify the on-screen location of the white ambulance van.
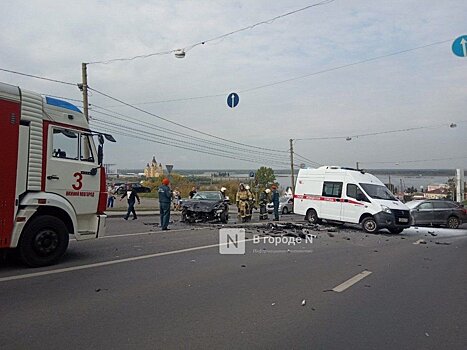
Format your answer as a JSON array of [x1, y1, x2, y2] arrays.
[[294, 166, 411, 233]]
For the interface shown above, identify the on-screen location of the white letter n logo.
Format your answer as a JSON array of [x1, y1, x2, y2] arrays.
[[219, 229, 245, 255]]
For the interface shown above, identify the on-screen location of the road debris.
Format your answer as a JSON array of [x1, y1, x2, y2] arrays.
[[301, 299, 306, 306], [435, 241, 451, 245], [413, 239, 427, 245]]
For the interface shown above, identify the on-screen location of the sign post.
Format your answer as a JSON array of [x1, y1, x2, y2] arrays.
[[166, 164, 173, 183]]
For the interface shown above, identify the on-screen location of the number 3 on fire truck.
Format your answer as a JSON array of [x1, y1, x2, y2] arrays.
[[72, 172, 83, 190]]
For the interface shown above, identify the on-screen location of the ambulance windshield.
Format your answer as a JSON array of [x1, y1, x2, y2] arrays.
[[359, 183, 396, 201]]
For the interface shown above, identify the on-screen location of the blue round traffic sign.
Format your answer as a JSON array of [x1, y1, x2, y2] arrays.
[[227, 92, 239, 108], [452, 35, 467, 57]]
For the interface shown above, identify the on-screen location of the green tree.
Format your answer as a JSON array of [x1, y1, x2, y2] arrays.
[[255, 167, 276, 189]]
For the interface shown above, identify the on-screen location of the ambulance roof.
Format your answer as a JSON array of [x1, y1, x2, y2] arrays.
[[298, 166, 384, 185]]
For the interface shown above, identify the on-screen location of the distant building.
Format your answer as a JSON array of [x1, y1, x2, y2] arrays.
[[426, 184, 449, 192], [144, 156, 163, 178], [424, 188, 449, 200]]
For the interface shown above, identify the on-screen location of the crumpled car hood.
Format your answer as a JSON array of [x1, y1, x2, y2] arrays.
[[182, 200, 220, 212]]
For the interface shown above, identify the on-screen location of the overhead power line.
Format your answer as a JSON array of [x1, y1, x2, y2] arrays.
[[101, 38, 451, 108], [92, 123, 292, 168], [90, 105, 289, 158], [293, 152, 322, 167], [90, 117, 291, 165], [295, 120, 466, 141], [239, 39, 451, 94], [359, 156, 467, 165], [86, 0, 335, 65], [88, 86, 288, 154], [0, 67, 76, 86]]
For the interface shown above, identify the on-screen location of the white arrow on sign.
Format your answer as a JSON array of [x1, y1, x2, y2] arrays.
[[231, 94, 235, 107], [461, 38, 467, 57]]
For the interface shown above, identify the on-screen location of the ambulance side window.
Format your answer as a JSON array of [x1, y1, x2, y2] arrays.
[[347, 184, 368, 202], [322, 182, 343, 198], [52, 128, 78, 160]]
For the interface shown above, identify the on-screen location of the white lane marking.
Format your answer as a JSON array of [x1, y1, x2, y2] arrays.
[[70, 228, 203, 241], [0, 239, 250, 283], [332, 270, 372, 293], [101, 228, 202, 239]]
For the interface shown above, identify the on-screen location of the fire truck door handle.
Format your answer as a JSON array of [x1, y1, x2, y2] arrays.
[[47, 175, 60, 180]]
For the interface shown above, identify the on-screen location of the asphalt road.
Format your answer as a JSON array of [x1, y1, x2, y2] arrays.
[[1, 214, 466, 349]]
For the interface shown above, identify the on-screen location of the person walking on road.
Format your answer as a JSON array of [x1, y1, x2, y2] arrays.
[[271, 185, 280, 221], [107, 184, 116, 208], [159, 178, 172, 230], [120, 184, 140, 220]]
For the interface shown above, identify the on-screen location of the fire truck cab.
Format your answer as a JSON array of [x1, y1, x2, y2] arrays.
[[0, 82, 113, 267]]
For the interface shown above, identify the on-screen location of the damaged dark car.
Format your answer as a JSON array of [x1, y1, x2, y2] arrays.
[[180, 191, 229, 223]]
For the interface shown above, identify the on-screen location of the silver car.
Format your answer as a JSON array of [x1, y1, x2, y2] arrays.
[[267, 196, 294, 214]]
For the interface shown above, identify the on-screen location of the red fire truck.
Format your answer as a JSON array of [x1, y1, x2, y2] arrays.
[[0, 82, 114, 267]]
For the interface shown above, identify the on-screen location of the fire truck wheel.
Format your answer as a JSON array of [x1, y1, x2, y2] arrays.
[[18, 215, 70, 267]]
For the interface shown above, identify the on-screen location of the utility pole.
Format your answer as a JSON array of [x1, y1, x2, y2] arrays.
[[81, 62, 89, 121], [356, 161, 359, 170], [289, 138, 295, 194]]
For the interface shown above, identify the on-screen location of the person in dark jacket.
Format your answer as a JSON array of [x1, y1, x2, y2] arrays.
[[159, 178, 172, 230], [259, 188, 271, 220], [189, 186, 197, 199], [120, 184, 140, 220], [271, 185, 280, 221]]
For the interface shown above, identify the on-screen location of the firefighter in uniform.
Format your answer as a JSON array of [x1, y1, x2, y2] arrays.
[[236, 183, 252, 222], [245, 185, 255, 216], [220, 187, 227, 200], [259, 188, 271, 220]]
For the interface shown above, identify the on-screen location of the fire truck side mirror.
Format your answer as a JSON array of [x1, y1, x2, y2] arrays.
[[104, 134, 116, 142], [98, 144, 103, 165]]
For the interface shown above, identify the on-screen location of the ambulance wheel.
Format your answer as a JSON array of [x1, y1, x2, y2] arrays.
[[305, 209, 320, 224], [362, 217, 378, 233], [18, 215, 69, 267]]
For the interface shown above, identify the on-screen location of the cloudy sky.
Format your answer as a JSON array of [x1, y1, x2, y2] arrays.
[[1, 0, 466, 170]]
